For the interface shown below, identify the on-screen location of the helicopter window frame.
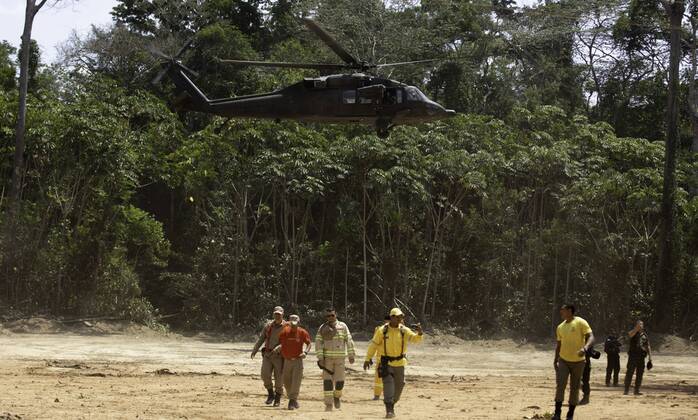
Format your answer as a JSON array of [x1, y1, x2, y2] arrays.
[[342, 89, 357, 104], [384, 88, 403, 105], [405, 86, 422, 102]]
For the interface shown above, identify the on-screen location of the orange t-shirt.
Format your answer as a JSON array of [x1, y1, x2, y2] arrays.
[[278, 325, 311, 360]]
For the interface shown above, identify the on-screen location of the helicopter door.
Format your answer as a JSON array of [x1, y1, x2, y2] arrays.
[[357, 85, 385, 104]]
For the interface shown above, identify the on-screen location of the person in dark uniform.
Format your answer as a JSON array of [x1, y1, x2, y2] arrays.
[[624, 320, 652, 395], [603, 334, 622, 386]]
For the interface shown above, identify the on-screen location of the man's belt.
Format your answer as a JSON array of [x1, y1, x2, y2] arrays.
[[382, 354, 405, 362]]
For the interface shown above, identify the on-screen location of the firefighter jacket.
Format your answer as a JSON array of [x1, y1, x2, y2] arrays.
[[315, 320, 356, 360], [365, 324, 423, 367]]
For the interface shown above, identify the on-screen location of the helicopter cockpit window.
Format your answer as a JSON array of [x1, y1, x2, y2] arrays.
[[384, 88, 403, 104], [342, 90, 356, 104], [405, 86, 423, 102]]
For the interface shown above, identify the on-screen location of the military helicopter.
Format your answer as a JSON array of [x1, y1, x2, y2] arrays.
[[152, 19, 455, 138]]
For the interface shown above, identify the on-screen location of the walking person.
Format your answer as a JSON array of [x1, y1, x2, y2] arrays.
[[278, 314, 311, 410], [250, 306, 287, 406], [363, 307, 423, 419], [552, 304, 594, 420], [603, 333, 622, 386], [315, 308, 356, 411], [624, 320, 653, 395]]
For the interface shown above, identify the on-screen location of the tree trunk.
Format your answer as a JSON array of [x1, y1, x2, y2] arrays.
[[656, 0, 685, 331], [362, 181, 368, 325], [690, 6, 698, 197]]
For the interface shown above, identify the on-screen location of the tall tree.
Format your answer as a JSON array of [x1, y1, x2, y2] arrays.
[[656, 0, 684, 330], [8, 0, 54, 213]]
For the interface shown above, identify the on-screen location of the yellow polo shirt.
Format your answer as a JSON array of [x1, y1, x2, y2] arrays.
[[556, 317, 592, 362]]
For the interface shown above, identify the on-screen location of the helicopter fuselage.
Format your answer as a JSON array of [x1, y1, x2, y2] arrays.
[[173, 67, 455, 137]]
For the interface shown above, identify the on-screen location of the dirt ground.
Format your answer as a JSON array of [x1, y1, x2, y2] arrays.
[[0, 320, 696, 419]]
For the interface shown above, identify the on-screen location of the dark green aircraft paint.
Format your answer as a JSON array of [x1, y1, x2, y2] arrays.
[[157, 19, 455, 138]]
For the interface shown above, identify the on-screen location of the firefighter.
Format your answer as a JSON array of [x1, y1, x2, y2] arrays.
[[250, 306, 287, 406], [363, 307, 423, 419], [315, 308, 356, 411]]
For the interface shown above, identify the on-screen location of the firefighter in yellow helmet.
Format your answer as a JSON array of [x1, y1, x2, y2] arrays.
[[364, 308, 423, 418]]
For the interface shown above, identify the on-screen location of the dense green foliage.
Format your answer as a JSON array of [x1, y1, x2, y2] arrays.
[[1, 0, 697, 337]]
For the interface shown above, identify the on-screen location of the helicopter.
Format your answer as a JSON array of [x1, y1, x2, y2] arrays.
[[152, 18, 455, 138]]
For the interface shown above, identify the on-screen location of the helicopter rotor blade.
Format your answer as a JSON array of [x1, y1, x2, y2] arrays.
[[302, 18, 360, 67], [152, 65, 169, 85], [216, 58, 351, 71], [147, 45, 170, 61], [375, 59, 438, 68]]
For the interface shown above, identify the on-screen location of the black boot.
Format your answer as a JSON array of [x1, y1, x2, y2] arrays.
[[385, 402, 395, 418], [334, 397, 341, 409], [552, 401, 562, 420], [566, 404, 576, 419], [579, 394, 589, 405], [273, 392, 281, 407], [264, 388, 274, 405]]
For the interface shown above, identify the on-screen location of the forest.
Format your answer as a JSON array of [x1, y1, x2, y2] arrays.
[[1, 0, 697, 338]]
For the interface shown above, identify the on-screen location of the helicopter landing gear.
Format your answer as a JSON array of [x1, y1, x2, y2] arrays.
[[375, 119, 393, 139]]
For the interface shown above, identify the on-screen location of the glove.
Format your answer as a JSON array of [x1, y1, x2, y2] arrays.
[[646, 360, 653, 370], [363, 360, 372, 371]]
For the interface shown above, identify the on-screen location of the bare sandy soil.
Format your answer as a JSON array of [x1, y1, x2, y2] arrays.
[[0, 322, 696, 419]]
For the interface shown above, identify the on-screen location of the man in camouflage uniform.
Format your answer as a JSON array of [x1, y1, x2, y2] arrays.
[[315, 308, 356, 411], [251, 305, 287, 406], [624, 320, 652, 395]]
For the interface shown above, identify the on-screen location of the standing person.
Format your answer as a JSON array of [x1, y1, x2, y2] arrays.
[[278, 314, 311, 410], [603, 333, 622, 386], [579, 345, 600, 405], [624, 320, 652, 396], [250, 306, 286, 406], [315, 308, 356, 411], [363, 308, 423, 419], [552, 304, 594, 420]]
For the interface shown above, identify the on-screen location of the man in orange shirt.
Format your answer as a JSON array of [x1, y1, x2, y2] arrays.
[[277, 314, 312, 410]]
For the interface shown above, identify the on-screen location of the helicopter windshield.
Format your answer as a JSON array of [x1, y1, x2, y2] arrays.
[[405, 86, 427, 102]]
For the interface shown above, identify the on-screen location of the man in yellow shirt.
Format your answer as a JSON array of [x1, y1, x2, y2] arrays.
[[553, 304, 594, 420], [363, 308, 423, 419]]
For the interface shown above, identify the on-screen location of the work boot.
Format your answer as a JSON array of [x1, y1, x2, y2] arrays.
[[385, 402, 395, 418], [334, 397, 341, 409], [264, 388, 274, 405], [373, 395, 381, 401], [288, 400, 295, 410], [293, 400, 300, 409], [552, 401, 562, 420], [623, 388, 629, 395], [579, 394, 589, 405], [273, 392, 281, 407], [325, 404, 333, 412], [634, 389, 643, 396], [566, 404, 576, 419]]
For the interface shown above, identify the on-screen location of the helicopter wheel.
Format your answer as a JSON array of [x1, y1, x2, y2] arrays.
[[377, 128, 390, 139]]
